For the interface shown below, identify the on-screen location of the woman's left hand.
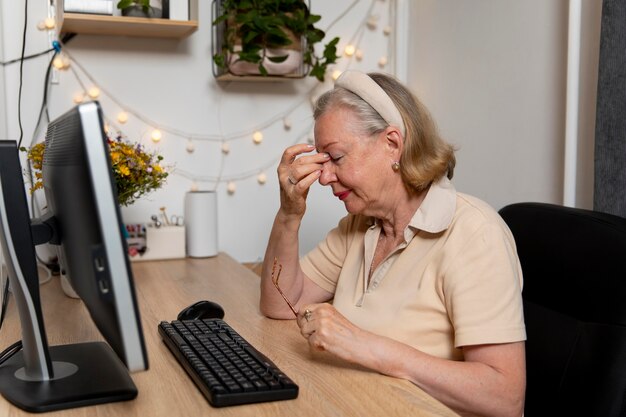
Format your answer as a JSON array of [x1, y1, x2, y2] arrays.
[[297, 303, 366, 364]]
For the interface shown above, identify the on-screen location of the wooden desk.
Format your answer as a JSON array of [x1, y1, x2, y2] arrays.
[[0, 253, 458, 416]]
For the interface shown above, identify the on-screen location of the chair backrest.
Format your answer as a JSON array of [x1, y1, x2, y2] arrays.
[[499, 202, 626, 417]]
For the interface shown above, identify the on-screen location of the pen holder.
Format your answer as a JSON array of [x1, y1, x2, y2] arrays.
[[129, 225, 185, 262]]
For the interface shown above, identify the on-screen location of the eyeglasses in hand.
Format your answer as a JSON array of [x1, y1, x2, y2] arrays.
[[271, 258, 298, 318]]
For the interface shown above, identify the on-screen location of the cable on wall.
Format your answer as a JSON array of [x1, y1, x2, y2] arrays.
[[17, 0, 29, 148]]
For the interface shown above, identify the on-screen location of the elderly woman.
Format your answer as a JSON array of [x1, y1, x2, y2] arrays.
[[260, 70, 526, 417]]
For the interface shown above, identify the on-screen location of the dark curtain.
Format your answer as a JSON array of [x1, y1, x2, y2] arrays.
[[594, 0, 626, 217]]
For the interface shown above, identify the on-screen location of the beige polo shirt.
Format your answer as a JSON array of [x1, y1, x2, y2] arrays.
[[300, 177, 526, 361]]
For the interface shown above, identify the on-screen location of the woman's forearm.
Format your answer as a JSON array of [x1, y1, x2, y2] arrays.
[[260, 210, 305, 318], [354, 330, 525, 417]]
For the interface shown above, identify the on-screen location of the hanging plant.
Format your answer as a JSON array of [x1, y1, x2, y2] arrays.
[[212, 0, 340, 81]]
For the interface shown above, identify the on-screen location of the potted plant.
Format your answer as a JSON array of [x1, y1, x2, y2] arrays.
[[212, 0, 340, 81], [23, 134, 169, 207], [117, 0, 162, 18]]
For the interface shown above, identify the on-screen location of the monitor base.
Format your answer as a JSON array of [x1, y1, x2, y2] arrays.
[[0, 341, 137, 413]]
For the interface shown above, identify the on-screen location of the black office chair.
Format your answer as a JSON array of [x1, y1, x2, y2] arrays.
[[499, 202, 626, 417]]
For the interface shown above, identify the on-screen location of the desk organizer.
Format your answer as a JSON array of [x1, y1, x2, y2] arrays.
[[128, 225, 185, 262]]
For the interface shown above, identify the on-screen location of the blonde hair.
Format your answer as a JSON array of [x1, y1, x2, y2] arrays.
[[314, 72, 456, 192]]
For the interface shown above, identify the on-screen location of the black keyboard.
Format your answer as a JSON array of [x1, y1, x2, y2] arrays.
[[158, 319, 299, 407]]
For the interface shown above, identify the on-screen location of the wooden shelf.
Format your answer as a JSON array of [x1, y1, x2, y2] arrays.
[[215, 73, 306, 82], [59, 13, 198, 39]]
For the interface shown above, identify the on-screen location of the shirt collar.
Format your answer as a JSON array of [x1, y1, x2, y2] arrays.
[[408, 176, 456, 233]]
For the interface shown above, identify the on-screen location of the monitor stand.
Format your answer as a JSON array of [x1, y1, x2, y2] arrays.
[[0, 141, 137, 412], [0, 342, 137, 412]]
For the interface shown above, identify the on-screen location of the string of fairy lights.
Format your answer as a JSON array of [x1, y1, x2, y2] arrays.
[[36, 0, 396, 195]]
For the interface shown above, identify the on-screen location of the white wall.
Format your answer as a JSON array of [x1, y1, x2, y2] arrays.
[[0, 0, 6, 139], [0, 1, 603, 263], [0, 0, 398, 262], [407, 0, 601, 210]]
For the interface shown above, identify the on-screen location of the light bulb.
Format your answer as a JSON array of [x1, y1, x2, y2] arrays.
[[257, 172, 267, 185], [186, 140, 195, 153], [383, 26, 392, 36], [190, 182, 199, 192], [117, 112, 128, 124], [283, 118, 292, 130], [355, 49, 364, 61], [151, 129, 162, 143], [221, 142, 230, 154], [227, 182, 236, 194], [37, 20, 46, 31], [344, 44, 356, 57], [61, 55, 71, 69], [73, 93, 85, 104], [52, 56, 65, 70], [378, 56, 388, 68], [332, 70, 342, 81], [252, 131, 263, 144], [44, 17, 56, 30], [366, 15, 378, 30], [87, 87, 100, 99]]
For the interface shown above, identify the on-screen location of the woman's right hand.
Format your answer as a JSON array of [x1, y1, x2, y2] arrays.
[[277, 144, 330, 217]]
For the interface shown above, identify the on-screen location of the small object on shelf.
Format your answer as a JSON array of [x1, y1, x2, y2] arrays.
[[64, 0, 113, 15], [117, 0, 162, 18], [162, 0, 189, 21], [121, 5, 162, 18]]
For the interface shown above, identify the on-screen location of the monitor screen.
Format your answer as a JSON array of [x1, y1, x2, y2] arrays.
[[0, 101, 148, 412]]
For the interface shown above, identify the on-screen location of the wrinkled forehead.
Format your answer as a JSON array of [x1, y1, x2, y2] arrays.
[[314, 111, 378, 155]]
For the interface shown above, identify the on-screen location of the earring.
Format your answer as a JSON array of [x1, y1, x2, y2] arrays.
[[392, 161, 400, 172]]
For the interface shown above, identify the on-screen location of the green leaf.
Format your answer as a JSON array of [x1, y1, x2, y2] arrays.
[[306, 28, 324, 44], [213, 53, 226, 68], [266, 31, 292, 47], [243, 31, 259, 43], [116, 0, 133, 9], [309, 63, 325, 82], [323, 37, 339, 64], [307, 14, 321, 25], [267, 55, 289, 63], [240, 44, 262, 54], [238, 51, 262, 63], [212, 14, 229, 25], [258, 63, 268, 76]]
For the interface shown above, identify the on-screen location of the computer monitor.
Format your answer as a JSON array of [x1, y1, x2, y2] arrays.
[[0, 101, 148, 412]]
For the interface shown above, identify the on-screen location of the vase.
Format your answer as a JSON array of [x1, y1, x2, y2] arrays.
[[184, 191, 218, 258], [226, 47, 304, 76], [122, 5, 162, 18]]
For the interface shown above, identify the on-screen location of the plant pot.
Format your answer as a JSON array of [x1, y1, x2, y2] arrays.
[[121, 5, 162, 18], [226, 47, 304, 76]]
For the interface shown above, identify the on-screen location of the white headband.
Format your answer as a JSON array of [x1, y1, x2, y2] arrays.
[[334, 70, 406, 137]]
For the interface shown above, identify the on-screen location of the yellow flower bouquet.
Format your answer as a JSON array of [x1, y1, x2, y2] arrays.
[[23, 134, 168, 206]]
